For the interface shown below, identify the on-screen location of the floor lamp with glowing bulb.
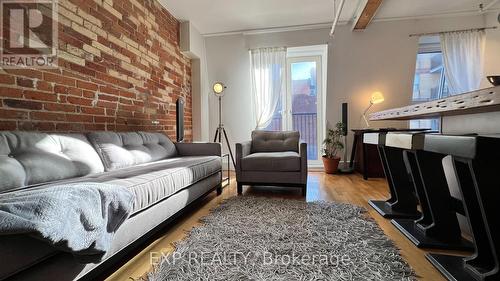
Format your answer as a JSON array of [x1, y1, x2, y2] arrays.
[[212, 82, 235, 167], [362, 92, 385, 128]]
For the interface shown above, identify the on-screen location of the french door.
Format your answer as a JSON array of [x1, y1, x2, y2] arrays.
[[264, 47, 326, 165]]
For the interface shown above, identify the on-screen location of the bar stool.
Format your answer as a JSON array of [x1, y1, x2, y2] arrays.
[[365, 131, 420, 219], [386, 132, 473, 251], [423, 134, 500, 281]]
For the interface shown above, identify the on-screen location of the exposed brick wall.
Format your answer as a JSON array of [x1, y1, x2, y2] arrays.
[[0, 0, 192, 141]]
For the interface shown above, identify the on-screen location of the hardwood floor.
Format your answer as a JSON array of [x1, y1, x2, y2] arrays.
[[106, 172, 459, 281]]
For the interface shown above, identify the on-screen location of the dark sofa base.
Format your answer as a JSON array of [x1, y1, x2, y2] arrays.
[[237, 182, 307, 196], [6, 172, 222, 281]]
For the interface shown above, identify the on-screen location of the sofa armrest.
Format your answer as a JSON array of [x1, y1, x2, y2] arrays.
[[300, 142, 308, 184], [175, 142, 222, 157], [236, 141, 252, 174]]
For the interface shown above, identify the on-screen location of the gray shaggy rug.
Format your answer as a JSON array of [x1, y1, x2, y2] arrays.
[[148, 197, 415, 281]]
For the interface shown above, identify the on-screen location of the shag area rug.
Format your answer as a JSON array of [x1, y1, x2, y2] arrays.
[[148, 197, 415, 281]]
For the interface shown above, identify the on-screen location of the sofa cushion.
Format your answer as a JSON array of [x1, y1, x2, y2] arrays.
[[43, 156, 221, 214], [241, 151, 300, 172], [251, 131, 300, 153], [87, 132, 177, 171], [0, 132, 104, 192]]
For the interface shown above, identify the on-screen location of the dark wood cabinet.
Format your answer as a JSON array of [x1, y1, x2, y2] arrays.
[[351, 129, 385, 179]]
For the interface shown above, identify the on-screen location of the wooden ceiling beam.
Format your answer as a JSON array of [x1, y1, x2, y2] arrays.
[[352, 0, 383, 31]]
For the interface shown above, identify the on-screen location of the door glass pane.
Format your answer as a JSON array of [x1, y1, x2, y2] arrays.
[[291, 61, 318, 160]]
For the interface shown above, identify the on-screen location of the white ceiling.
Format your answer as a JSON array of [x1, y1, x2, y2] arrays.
[[159, 0, 500, 35]]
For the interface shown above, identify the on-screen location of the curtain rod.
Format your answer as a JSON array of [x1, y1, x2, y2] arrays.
[[409, 26, 498, 37]]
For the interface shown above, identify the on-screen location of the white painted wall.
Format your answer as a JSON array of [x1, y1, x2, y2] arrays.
[[180, 22, 210, 142], [204, 12, 500, 164], [481, 12, 500, 88]]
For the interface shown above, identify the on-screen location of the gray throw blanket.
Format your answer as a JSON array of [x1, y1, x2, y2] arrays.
[[0, 183, 135, 263]]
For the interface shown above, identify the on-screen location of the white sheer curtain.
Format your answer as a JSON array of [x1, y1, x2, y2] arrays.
[[440, 30, 486, 95], [250, 47, 286, 129]]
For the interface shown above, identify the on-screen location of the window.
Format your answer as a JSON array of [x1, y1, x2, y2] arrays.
[[410, 36, 448, 131], [412, 52, 449, 102], [263, 45, 327, 165]]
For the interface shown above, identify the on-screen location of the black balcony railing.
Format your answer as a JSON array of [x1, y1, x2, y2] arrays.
[[265, 113, 318, 160]]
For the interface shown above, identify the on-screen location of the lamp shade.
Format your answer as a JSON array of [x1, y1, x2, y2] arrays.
[[370, 92, 385, 105], [213, 82, 226, 97]]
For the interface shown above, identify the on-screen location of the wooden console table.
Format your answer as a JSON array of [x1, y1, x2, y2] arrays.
[[350, 129, 385, 180]]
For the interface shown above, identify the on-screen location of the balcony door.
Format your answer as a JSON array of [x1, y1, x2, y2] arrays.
[[264, 45, 326, 165]]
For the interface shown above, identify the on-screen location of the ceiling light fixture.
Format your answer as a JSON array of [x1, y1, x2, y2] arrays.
[[330, 0, 346, 37]]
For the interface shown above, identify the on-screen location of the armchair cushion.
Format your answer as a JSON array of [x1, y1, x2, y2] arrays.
[[251, 131, 300, 153], [241, 151, 300, 172]]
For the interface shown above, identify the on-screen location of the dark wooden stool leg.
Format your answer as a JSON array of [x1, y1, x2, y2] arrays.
[[405, 150, 433, 227], [369, 145, 397, 217], [428, 157, 499, 280], [392, 150, 473, 250], [369, 146, 420, 219]]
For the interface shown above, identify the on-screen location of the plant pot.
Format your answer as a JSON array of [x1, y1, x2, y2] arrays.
[[322, 156, 341, 174]]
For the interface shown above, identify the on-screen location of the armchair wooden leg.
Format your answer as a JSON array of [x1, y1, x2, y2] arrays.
[[237, 183, 243, 195], [302, 184, 307, 196]]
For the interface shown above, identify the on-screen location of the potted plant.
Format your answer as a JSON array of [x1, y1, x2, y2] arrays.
[[322, 122, 345, 174]]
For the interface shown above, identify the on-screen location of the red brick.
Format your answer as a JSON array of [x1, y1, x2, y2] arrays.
[[62, 70, 89, 82], [24, 90, 58, 102], [81, 107, 105, 115], [4, 69, 43, 79], [77, 80, 98, 91], [116, 110, 133, 117], [0, 0, 192, 139], [82, 90, 96, 98], [98, 94, 119, 102], [37, 81, 53, 92], [44, 72, 76, 87], [16, 77, 35, 88], [97, 100, 117, 109], [67, 96, 94, 106], [4, 99, 43, 110], [94, 116, 115, 123], [86, 61, 107, 73], [18, 122, 55, 131], [44, 103, 77, 113], [100, 85, 120, 95], [119, 90, 136, 99], [68, 63, 96, 77], [66, 114, 93, 122], [54, 85, 68, 94], [0, 87, 23, 98], [119, 97, 133, 105], [31, 111, 66, 121], [67, 87, 83, 97], [0, 109, 29, 119], [56, 123, 85, 131], [0, 120, 17, 130], [84, 123, 106, 130], [0, 74, 15, 85]]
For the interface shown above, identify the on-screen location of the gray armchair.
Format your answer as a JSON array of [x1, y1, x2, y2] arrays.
[[235, 131, 308, 196]]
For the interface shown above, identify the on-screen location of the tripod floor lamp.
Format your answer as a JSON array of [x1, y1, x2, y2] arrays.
[[212, 82, 235, 167]]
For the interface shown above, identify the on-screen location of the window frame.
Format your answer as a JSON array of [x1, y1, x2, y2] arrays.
[[410, 37, 447, 132], [412, 51, 448, 103]]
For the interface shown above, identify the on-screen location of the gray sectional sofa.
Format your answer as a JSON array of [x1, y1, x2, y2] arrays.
[[0, 131, 222, 281]]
